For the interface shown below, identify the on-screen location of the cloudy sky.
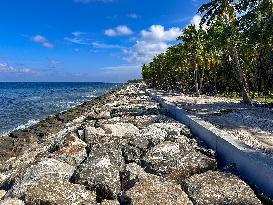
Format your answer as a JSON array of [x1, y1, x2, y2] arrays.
[[0, 0, 206, 82]]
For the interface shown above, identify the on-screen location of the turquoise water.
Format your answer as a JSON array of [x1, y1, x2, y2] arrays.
[[0, 82, 122, 136]]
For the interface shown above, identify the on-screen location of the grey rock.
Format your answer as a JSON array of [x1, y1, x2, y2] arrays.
[[0, 198, 25, 205], [124, 175, 193, 205], [24, 176, 97, 205], [143, 141, 217, 182], [100, 123, 139, 137], [50, 133, 87, 166], [9, 158, 75, 198], [182, 171, 262, 205], [74, 144, 124, 201]]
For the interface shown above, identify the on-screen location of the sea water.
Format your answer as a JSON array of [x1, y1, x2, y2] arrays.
[[0, 82, 123, 136]]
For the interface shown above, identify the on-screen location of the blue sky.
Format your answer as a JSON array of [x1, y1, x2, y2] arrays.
[[0, 0, 206, 82]]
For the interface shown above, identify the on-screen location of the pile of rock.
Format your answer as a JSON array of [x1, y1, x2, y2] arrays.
[[0, 84, 262, 204]]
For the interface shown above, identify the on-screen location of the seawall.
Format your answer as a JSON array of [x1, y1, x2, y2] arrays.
[[147, 89, 273, 200]]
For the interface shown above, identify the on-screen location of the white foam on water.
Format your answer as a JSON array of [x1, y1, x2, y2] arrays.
[[0, 119, 40, 137]]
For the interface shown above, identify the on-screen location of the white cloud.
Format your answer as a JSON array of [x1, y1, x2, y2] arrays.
[[92, 42, 123, 49], [127, 13, 141, 19], [48, 60, 62, 68], [140, 25, 182, 42], [32, 35, 54, 48], [64, 32, 91, 45], [105, 25, 134, 37], [124, 25, 182, 64], [0, 63, 35, 74], [190, 15, 202, 30], [71, 31, 86, 37], [74, 0, 114, 3]]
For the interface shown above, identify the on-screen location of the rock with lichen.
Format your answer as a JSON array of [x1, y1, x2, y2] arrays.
[[142, 141, 216, 182], [23, 176, 97, 205], [74, 144, 124, 201], [8, 158, 75, 198], [182, 171, 262, 205]]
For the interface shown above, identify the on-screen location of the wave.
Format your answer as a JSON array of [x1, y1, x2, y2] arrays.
[[0, 119, 40, 137]]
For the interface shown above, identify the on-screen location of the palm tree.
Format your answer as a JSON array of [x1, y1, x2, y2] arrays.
[[198, 0, 252, 104]]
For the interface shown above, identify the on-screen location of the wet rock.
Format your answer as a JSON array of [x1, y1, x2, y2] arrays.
[[124, 176, 193, 205], [74, 144, 124, 201], [0, 190, 6, 200], [9, 158, 75, 198], [142, 141, 216, 182], [0, 198, 25, 205], [100, 123, 139, 137], [24, 176, 97, 205], [182, 171, 262, 205], [50, 133, 87, 166]]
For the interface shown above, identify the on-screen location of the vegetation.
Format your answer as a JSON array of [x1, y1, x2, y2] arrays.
[[142, 0, 273, 104]]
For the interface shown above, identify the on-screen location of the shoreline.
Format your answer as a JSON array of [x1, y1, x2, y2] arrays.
[[0, 82, 123, 137], [0, 83, 268, 204]]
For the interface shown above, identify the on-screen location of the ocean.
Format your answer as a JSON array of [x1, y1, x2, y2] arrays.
[[0, 82, 123, 136]]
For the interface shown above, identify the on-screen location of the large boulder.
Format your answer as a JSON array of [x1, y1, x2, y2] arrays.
[[24, 176, 97, 205], [100, 123, 139, 137], [182, 171, 262, 205], [74, 144, 124, 201], [50, 133, 87, 166], [122, 123, 194, 163], [8, 158, 75, 198], [142, 141, 216, 182], [121, 164, 192, 204]]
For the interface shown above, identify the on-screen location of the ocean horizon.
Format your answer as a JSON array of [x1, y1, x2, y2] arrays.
[[0, 82, 123, 136]]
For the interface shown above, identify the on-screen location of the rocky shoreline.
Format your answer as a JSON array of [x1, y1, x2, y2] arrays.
[[0, 84, 263, 204]]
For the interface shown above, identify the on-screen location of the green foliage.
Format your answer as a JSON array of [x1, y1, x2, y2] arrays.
[[142, 0, 273, 99]]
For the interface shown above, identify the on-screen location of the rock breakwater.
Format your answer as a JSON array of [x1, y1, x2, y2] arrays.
[[0, 84, 262, 204]]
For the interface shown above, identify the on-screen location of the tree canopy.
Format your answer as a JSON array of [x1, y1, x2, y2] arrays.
[[142, 0, 273, 103]]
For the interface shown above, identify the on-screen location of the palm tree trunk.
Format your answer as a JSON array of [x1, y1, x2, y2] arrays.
[[192, 53, 200, 97], [231, 46, 252, 104]]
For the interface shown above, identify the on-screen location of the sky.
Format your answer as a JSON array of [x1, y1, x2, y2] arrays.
[[0, 0, 206, 82]]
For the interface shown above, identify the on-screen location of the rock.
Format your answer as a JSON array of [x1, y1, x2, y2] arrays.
[[74, 144, 124, 201], [50, 133, 87, 166], [100, 200, 120, 205], [148, 122, 192, 139], [142, 141, 217, 182], [121, 163, 160, 191], [0, 198, 25, 205], [182, 171, 262, 205], [100, 123, 139, 137], [24, 176, 97, 205], [124, 177, 192, 205], [0, 190, 6, 199], [9, 158, 75, 198]]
